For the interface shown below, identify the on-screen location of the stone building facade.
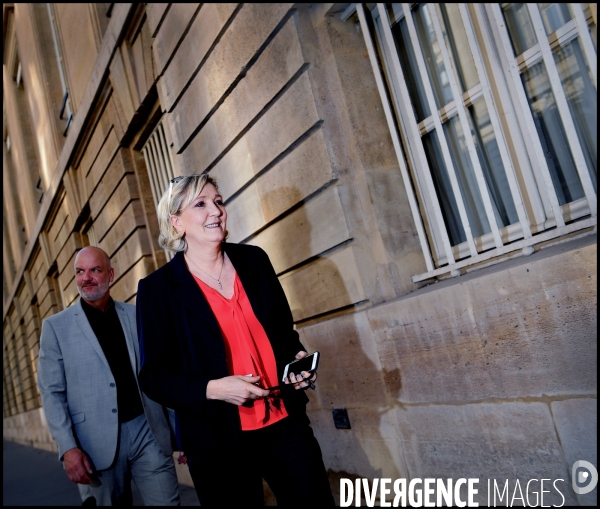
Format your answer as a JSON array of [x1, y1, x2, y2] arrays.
[[3, 3, 597, 505]]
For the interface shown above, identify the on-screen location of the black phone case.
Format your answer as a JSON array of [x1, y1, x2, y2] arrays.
[[283, 352, 320, 379]]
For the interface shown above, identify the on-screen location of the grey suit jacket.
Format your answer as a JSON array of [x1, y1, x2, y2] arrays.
[[37, 298, 173, 470]]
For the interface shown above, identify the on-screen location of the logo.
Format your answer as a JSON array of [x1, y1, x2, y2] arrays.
[[572, 460, 598, 495]]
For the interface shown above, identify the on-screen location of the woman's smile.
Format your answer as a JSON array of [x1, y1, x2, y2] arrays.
[[171, 183, 228, 247]]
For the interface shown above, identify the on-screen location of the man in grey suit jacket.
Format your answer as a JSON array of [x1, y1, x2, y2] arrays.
[[38, 246, 180, 506]]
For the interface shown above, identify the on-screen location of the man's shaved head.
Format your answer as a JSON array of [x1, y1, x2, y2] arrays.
[[74, 246, 112, 269], [74, 247, 114, 303]]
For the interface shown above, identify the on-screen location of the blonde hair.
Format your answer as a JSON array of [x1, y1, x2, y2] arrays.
[[157, 174, 221, 252]]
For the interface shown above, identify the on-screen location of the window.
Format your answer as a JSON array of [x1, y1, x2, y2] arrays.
[[141, 120, 176, 260], [355, 3, 597, 281], [3, 342, 18, 417], [499, 3, 597, 207], [46, 3, 73, 136]]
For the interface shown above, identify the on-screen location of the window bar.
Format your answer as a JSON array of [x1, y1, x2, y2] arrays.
[[428, 4, 503, 249], [155, 123, 176, 262], [412, 214, 595, 282], [376, 3, 456, 265], [527, 4, 597, 218], [143, 121, 170, 210], [150, 136, 169, 196], [459, 4, 532, 239], [488, 4, 566, 228], [87, 225, 97, 249], [356, 4, 434, 272], [149, 146, 164, 209], [571, 3, 597, 88], [144, 142, 163, 210], [157, 130, 171, 186], [156, 124, 168, 177], [373, 6, 439, 243], [158, 127, 173, 192], [148, 135, 168, 200], [143, 137, 175, 263], [473, 5, 548, 231], [59, 90, 69, 120], [340, 3, 357, 22], [142, 146, 160, 212], [401, 3, 478, 258], [146, 135, 162, 198], [153, 134, 171, 197], [158, 123, 176, 182], [62, 112, 73, 137]]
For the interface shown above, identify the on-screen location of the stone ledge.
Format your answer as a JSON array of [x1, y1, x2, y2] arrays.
[[368, 239, 597, 403]]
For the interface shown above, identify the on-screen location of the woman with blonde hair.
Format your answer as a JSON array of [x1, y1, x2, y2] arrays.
[[136, 174, 334, 506]]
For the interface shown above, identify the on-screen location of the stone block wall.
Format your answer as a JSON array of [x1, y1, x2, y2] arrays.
[[3, 3, 597, 506], [3, 407, 57, 453], [301, 237, 596, 505]]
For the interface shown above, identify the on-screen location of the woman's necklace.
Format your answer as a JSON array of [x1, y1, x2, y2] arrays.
[[185, 252, 225, 290]]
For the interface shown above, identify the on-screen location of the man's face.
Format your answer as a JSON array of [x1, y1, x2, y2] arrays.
[[74, 248, 114, 302]]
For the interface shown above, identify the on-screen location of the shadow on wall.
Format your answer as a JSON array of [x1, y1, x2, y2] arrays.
[[257, 186, 404, 504], [311, 318, 405, 506]]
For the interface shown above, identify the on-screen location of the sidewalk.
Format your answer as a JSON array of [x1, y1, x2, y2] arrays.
[[3, 440, 200, 506]]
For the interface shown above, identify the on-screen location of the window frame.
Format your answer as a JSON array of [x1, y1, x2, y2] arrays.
[[355, 3, 597, 282], [490, 3, 596, 220], [141, 118, 177, 261], [46, 3, 74, 135]]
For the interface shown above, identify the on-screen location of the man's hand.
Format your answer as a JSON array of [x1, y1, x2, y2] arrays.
[[284, 351, 317, 390], [63, 447, 94, 484], [206, 375, 270, 405]]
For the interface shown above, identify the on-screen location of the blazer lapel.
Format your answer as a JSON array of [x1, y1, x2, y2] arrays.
[[116, 302, 138, 374], [73, 299, 111, 371], [169, 251, 221, 333], [168, 247, 265, 331]]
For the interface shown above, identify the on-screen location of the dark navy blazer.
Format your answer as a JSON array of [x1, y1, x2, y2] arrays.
[[136, 243, 309, 452]]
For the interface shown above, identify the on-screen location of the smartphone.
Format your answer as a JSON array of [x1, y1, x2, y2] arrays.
[[282, 352, 320, 381]]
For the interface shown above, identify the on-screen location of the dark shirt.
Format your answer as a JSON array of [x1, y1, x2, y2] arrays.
[[81, 297, 144, 423]]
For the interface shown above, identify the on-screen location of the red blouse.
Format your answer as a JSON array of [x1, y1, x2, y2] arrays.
[[193, 272, 288, 430]]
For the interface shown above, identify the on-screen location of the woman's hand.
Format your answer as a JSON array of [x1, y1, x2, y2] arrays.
[[206, 375, 270, 405], [284, 351, 318, 390]]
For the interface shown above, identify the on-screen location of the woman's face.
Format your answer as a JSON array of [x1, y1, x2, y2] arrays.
[[171, 183, 227, 249]]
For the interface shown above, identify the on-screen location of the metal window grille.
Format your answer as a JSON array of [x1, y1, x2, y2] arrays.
[[141, 120, 176, 260], [86, 225, 97, 247], [354, 3, 597, 282]]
